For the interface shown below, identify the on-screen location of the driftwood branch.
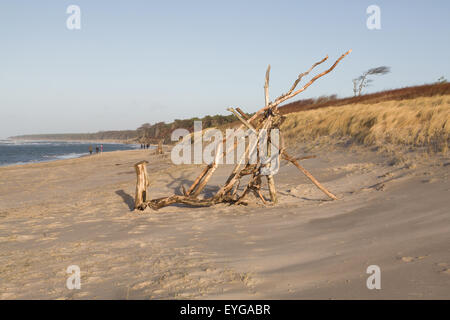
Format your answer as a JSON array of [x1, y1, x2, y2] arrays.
[[264, 64, 271, 107], [275, 56, 328, 104], [185, 165, 210, 196], [282, 152, 338, 200], [133, 51, 350, 211], [236, 107, 250, 120], [227, 107, 256, 132], [274, 50, 352, 106]]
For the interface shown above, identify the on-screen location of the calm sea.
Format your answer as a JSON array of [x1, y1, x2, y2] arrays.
[[0, 140, 140, 167]]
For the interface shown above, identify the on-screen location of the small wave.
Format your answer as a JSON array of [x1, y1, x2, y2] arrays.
[[52, 152, 88, 160]]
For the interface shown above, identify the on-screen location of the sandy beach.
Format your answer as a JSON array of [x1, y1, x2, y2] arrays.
[[0, 144, 449, 299]]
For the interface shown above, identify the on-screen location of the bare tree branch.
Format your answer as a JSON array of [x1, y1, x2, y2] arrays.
[[274, 50, 352, 106]]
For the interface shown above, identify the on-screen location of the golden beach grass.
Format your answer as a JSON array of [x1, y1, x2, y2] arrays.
[[282, 95, 450, 153]]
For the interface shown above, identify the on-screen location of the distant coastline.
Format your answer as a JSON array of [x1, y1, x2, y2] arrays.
[[8, 137, 135, 144], [9, 130, 140, 144]]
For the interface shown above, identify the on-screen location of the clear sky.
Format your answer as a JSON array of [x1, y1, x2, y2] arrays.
[[1, 0, 449, 138]]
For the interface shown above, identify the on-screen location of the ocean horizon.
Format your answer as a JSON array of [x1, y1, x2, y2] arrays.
[[0, 140, 140, 167]]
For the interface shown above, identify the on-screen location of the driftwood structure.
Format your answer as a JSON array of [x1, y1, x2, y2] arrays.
[[134, 51, 351, 210]]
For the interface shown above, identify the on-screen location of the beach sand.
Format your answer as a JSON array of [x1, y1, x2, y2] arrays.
[[0, 144, 449, 299]]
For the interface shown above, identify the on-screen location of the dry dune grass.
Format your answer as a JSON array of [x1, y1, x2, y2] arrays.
[[279, 82, 450, 114], [282, 95, 450, 153]]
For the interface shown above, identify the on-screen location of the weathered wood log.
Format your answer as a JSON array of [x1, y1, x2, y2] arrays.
[[147, 195, 219, 210], [262, 69, 279, 204], [134, 160, 150, 210], [282, 152, 338, 200], [264, 64, 271, 107], [192, 143, 222, 197], [157, 139, 163, 154], [236, 107, 250, 120], [227, 107, 257, 132], [266, 175, 277, 204], [186, 165, 211, 196]]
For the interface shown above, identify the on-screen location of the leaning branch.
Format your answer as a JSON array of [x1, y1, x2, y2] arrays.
[[274, 50, 352, 106]]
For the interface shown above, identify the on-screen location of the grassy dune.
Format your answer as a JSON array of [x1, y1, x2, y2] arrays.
[[279, 82, 450, 114], [282, 95, 450, 153]]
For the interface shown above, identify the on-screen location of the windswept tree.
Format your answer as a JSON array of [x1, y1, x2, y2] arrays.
[[353, 66, 390, 96], [437, 76, 447, 84]]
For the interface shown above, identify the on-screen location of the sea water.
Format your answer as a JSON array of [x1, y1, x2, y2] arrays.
[[0, 140, 140, 167]]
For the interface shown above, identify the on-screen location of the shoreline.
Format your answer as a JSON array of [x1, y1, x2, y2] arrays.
[[0, 141, 142, 169], [0, 149, 147, 170]]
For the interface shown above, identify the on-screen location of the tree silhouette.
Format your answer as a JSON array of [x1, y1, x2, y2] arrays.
[[353, 66, 391, 96]]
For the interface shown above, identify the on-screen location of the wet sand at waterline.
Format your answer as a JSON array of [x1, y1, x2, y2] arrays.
[[0, 145, 449, 299]]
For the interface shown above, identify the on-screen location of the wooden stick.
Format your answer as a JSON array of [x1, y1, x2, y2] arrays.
[[266, 175, 277, 203], [274, 56, 328, 104], [295, 155, 317, 161], [264, 64, 271, 107], [255, 189, 267, 205], [236, 107, 249, 120], [192, 143, 222, 197], [214, 135, 253, 199], [144, 195, 220, 211], [186, 165, 210, 196], [263, 67, 278, 204], [274, 50, 352, 106], [282, 152, 338, 200], [231, 179, 240, 197], [227, 107, 256, 132]]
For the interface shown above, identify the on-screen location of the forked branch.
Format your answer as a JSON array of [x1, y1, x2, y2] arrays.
[[274, 50, 352, 106]]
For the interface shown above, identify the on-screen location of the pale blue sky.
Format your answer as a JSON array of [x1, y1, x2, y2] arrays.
[[1, 0, 449, 138]]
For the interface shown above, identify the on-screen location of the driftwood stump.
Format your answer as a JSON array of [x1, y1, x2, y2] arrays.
[[134, 160, 150, 210], [156, 140, 163, 155]]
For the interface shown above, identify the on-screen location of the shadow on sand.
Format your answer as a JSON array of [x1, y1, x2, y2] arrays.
[[115, 190, 135, 211]]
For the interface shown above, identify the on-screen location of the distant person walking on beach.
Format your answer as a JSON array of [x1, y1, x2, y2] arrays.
[[96, 146, 99, 154], [100, 144, 103, 153], [89, 145, 93, 155]]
